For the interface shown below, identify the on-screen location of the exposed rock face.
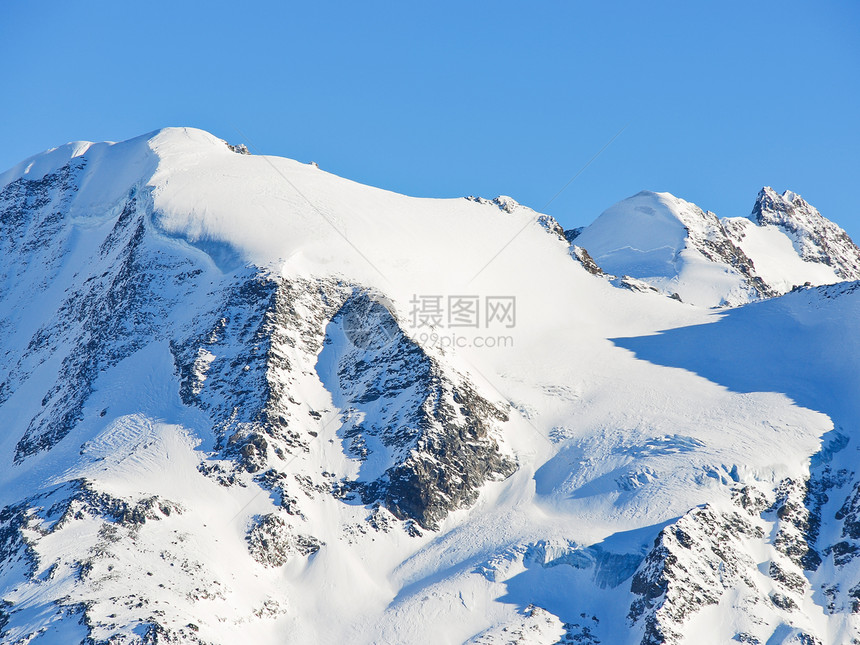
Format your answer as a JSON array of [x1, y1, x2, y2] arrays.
[[226, 142, 250, 155], [625, 462, 860, 645], [0, 164, 204, 463], [570, 245, 604, 276], [614, 275, 663, 295], [751, 187, 860, 280], [170, 275, 517, 532], [628, 503, 765, 645], [466, 605, 566, 644], [564, 226, 585, 243], [467, 195, 523, 214], [322, 293, 517, 530], [814, 462, 860, 616], [836, 482, 860, 543], [246, 513, 321, 567], [0, 479, 190, 644], [768, 478, 825, 572]]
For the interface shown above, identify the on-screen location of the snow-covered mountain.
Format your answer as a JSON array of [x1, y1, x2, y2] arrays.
[[1, 127, 859, 645], [572, 189, 860, 307]]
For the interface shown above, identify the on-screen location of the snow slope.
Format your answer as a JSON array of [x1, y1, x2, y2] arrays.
[[0, 128, 858, 645]]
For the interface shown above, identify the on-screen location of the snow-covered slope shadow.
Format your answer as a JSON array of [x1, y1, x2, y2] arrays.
[[488, 522, 676, 643], [611, 282, 860, 428]]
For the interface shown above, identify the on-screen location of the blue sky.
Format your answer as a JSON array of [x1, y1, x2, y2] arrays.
[[2, 1, 859, 236]]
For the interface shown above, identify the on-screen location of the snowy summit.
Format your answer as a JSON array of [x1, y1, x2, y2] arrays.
[[1, 127, 860, 644]]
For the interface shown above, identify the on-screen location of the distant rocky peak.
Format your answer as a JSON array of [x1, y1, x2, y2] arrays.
[[752, 186, 860, 280], [752, 186, 817, 227]]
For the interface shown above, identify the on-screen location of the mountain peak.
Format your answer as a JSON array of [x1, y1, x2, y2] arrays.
[[751, 186, 860, 281], [0, 128, 240, 193], [571, 186, 860, 307], [752, 186, 811, 223], [571, 190, 767, 306]]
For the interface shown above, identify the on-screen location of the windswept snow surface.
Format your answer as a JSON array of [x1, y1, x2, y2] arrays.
[[0, 128, 858, 644]]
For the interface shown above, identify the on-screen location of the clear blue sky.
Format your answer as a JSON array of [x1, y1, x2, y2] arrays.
[[2, 2, 859, 237]]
